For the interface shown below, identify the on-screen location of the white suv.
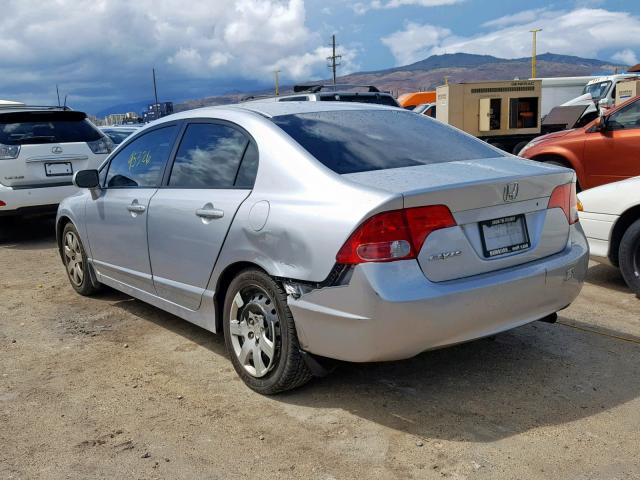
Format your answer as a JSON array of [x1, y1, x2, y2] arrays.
[[0, 106, 113, 217]]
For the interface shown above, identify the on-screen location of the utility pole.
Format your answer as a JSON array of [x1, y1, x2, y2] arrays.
[[152, 68, 159, 118], [530, 28, 542, 78], [327, 34, 341, 85], [274, 70, 280, 96], [56, 85, 61, 107]]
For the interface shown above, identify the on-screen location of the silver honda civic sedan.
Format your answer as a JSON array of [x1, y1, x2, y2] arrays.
[[56, 102, 589, 394]]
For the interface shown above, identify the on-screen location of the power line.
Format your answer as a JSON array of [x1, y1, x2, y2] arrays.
[[327, 34, 342, 85]]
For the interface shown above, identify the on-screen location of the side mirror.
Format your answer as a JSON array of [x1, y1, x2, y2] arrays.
[[593, 115, 608, 132], [73, 169, 100, 189]]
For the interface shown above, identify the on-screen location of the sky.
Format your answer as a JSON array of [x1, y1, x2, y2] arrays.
[[1, 0, 639, 114]]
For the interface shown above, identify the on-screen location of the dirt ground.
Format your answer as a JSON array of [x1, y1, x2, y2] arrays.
[[1, 216, 639, 480]]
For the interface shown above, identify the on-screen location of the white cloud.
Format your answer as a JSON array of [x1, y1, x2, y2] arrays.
[[612, 49, 639, 66], [354, 0, 462, 15], [382, 8, 640, 65], [381, 23, 451, 65], [482, 8, 550, 28], [0, 0, 358, 110]]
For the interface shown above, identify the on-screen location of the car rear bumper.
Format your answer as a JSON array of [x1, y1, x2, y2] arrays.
[[289, 223, 589, 363], [0, 183, 76, 215], [578, 211, 617, 265]]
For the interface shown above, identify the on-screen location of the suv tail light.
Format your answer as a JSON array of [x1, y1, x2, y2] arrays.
[[548, 182, 579, 224], [0, 143, 20, 160], [336, 205, 457, 264], [87, 137, 114, 154]]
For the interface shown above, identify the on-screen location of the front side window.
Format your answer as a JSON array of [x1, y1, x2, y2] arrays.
[[105, 125, 177, 188], [169, 123, 250, 188], [272, 109, 504, 175], [608, 99, 640, 130]]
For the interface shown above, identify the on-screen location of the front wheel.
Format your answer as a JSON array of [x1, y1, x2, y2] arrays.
[[223, 269, 313, 394], [618, 219, 640, 297], [61, 222, 101, 296]]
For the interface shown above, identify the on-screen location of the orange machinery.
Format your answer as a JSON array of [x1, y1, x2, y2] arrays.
[[397, 91, 436, 109]]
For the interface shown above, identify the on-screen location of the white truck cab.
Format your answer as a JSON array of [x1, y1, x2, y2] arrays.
[[561, 74, 640, 118]]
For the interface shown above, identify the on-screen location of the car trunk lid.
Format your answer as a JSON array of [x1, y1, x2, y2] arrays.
[[343, 157, 574, 282]]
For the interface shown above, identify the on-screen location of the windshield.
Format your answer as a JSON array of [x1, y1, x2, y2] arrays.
[[271, 109, 504, 175], [582, 81, 612, 100], [0, 111, 102, 145]]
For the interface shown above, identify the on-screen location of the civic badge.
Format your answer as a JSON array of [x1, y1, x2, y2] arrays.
[[503, 182, 519, 202], [51, 145, 63, 154]]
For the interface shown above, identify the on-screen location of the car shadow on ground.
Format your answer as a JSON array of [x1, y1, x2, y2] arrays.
[[585, 263, 631, 294], [108, 297, 640, 444], [0, 215, 57, 250]]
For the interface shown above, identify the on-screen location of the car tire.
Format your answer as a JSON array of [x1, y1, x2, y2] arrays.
[[618, 219, 640, 297], [223, 268, 313, 394], [513, 141, 529, 155], [61, 222, 101, 296]]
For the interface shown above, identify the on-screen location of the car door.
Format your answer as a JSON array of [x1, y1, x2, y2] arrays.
[[85, 124, 179, 293], [147, 120, 259, 310], [583, 99, 640, 188]]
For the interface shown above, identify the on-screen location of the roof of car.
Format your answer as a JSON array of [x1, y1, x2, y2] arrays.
[[228, 100, 399, 118], [142, 101, 401, 129]]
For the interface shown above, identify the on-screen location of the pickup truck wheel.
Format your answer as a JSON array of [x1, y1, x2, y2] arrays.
[[61, 222, 101, 296], [618, 219, 640, 297], [223, 269, 313, 394]]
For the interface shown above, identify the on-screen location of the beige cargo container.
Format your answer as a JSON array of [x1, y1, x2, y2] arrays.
[[615, 80, 640, 105], [436, 80, 542, 152]]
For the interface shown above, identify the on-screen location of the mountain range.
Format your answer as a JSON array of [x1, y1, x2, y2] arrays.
[[99, 52, 627, 115]]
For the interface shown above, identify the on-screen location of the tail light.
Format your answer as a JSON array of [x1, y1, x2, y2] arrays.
[[336, 205, 456, 264], [87, 137, 114, 154], [0, 143, 20, 160], [548, 182, 579, 224]]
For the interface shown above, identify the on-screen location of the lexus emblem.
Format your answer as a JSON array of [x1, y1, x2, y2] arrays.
[[503, 182, 519, 202], [51, 145, 63, 154]]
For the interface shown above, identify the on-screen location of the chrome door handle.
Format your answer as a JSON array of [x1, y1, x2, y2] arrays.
[[127, 204, 146, 213], [196, 207, 224, 219]]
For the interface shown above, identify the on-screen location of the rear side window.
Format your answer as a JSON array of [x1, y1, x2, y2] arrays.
[[271, 110, 504, 174], [169, 123, 251, 188], [0, 111, 102, 145], [235, 142, 259, 188], [106, 125, 177, 188]]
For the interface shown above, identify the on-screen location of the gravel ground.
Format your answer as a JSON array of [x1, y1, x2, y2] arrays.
[[1, 216, 639, 480]]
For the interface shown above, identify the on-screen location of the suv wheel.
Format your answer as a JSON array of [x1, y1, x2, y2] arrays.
[[61, 222, 100, 296], [618, 219, 640, 297], [223, 269, 313, 394]]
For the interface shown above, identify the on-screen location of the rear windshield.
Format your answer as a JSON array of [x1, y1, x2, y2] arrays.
[[319, 94, 399, 107], [0, 111, 102, 145], [271, 109, 504, 174]]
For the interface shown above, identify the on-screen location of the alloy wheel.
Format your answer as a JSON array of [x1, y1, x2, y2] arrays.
[[228, 286, 279, 378]]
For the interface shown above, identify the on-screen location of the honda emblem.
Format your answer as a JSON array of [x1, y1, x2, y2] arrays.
[[503, 182, 519, 202]]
